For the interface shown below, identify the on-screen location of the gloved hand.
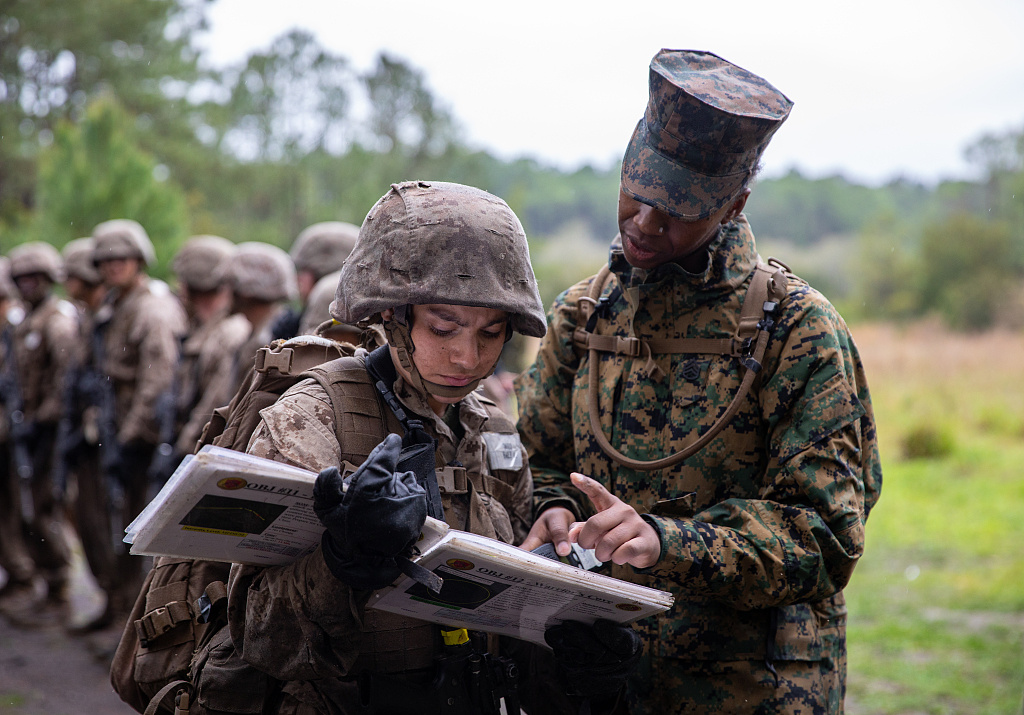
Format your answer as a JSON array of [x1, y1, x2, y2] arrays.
[[314, 433, 427, 590], [544, 619, 643, 698]]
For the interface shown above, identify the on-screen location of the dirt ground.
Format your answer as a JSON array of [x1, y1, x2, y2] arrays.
[[0, 534, 137, 714]]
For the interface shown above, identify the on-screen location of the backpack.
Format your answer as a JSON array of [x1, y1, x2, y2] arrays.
[[110, 330, 382, 715]]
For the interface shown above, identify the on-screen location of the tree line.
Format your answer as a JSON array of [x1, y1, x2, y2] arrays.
[[2, 0, 1022, 327]]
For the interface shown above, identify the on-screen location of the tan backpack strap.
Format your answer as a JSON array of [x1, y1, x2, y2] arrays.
[[143, 680, 192, 715], [576, 264, 613, 327], [585, 258, 789, 472]]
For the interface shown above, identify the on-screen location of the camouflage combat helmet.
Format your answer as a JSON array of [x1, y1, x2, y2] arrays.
[[332, 180, 545, 399], [62, 238, 102, 285], [226, 242, 298, 303], [92, 219, 157, 266], [290, 222, 360, 280], [8, 241, 65, 283], [621, 49, 793, 220], [173, 235, 237, 292]]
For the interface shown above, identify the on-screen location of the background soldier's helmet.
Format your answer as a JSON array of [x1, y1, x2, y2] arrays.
[[290, 222, 360, 281], [226, 242, 298, 302], [173, 235, 237, 291], [332, 181, 546, 339], [61, 238, 102, 285], [91, 219, 157, 266], [0, 257, 16, 299], [8, 241, 65, 283]]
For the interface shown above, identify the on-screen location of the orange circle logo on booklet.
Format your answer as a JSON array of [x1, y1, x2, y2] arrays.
[[217, 477, 247, 490], [615, 603, 642, 612], [446, 558, 475, 570]]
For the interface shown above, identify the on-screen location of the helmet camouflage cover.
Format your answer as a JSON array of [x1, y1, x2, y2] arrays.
[[290, 222, 360, 280], [9, 241, 65, 283], [62, 238, 102, 284], [92, 219, 157, 266], [227, 242, 298, 303], [331, 181, 546, 339], [173, 235, 237, 291]]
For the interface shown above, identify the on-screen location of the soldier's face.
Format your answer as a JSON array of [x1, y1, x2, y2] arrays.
[[13, 273, 50, 305], [97, 256, 141, 289], [617, 189, 749, 272], [388, 303, 509, 411]]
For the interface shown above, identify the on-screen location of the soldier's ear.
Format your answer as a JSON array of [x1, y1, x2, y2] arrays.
[[723, 189, 751, 224]]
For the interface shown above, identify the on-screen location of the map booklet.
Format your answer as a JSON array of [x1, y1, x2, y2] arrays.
[[126, 445, 674, 643]]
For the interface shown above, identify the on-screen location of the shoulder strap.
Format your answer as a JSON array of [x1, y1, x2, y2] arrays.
[[584, 258, 789, 471], [302, 353, 392, 468]]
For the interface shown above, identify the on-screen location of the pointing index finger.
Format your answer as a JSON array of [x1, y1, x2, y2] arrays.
[[570, 472, 617, 512]]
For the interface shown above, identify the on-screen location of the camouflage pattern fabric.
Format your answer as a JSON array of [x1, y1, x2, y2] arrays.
[[225, 353, 533, 713], [514, 216, 881, 715], [621, 49, 792, 221], [102, 278, 186, 445], [174, 308, 250, 455], [13, 294, 80, 424]]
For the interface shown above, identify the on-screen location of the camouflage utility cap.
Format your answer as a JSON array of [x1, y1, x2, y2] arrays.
[[622, 49, 793, 220], [62, 238, 102, 284], [332, 181, 546, 338], [173, 235, 237, 291], [290, 222, 360, 279], [92, 219, 156, 266], [227, 242, 298, 302], [9, 241, 65, 282]]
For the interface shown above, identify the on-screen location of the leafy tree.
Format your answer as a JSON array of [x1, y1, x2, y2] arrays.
[[0, 0, 208, 232], [33, 95, 188, 277], [200, 30, 352, 162], [362, 52, 454, 159], [916, 213, 1019, 330]]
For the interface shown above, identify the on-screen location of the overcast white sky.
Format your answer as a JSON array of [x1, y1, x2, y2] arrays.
[[198, 0, 1024, 186]]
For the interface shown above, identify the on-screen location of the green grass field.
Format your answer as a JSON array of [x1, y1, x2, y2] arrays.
[[845, 321, 1024, 714]]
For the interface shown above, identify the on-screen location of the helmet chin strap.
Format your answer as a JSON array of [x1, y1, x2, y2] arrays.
[[383, 308, 490, 401]]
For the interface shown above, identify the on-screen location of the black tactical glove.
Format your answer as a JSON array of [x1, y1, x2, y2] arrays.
[[544, 619, 643, 698], [314, 433, 427, 590]]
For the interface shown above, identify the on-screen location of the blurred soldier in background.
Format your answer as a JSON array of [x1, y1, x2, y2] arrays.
[[226, 242, 297, 391], [91, 219, 186, 614], [298, 269, 343, 335], [0, 257, 41, 614], [59, 237, 121, 632], [1, 242, 80, 627], [171, 235, 250, 457], [274, 221, 359, 339]]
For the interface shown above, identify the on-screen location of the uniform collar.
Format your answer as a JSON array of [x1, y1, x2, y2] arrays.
[[609, 214, 758, 295]]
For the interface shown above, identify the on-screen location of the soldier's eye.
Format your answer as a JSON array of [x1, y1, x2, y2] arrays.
[[429, 325, 455, 338]]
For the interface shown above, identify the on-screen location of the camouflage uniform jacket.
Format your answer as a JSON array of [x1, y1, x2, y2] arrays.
[[514, 216, 881, 664], [101, 279, 186, 445], [13, 294, 80, 425], [174, 309, 250, 455], [226, 352, 533, 712]]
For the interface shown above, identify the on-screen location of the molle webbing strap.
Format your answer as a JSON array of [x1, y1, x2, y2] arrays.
[[578, 258, 788, 471]]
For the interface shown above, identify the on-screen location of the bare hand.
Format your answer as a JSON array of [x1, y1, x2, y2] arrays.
[[567, 473, 661, 569], [520, 506, 575, 557]]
